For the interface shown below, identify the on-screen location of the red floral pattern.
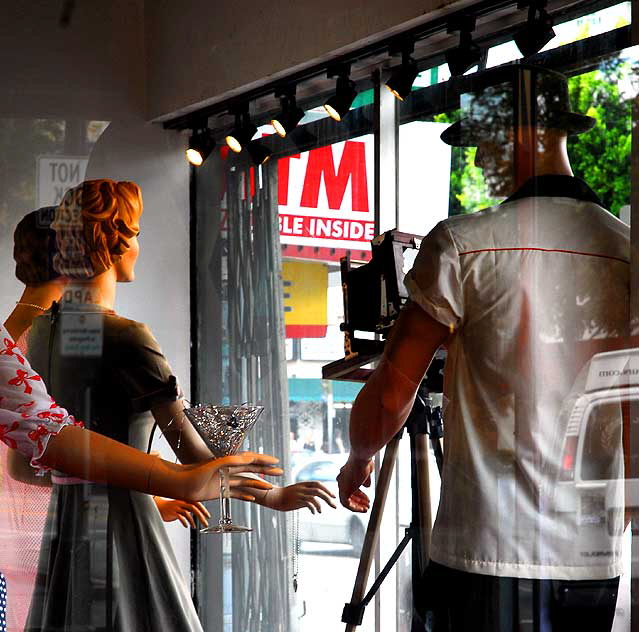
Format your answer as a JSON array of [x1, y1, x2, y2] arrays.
[[0, 421, 20, 449], [0, 338, 25, 365], [8, 369, 42, 395], [0, 325, 77, 467], [27, 424, 53, 454]]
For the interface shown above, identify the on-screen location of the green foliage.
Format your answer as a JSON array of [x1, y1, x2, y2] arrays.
[[0, 119, 65, 240], [432, 113, 499, 215], [567, 57, 634, 217]]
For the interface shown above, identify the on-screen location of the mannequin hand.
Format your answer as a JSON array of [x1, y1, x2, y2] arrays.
[[257, 481, 337, 513], [186, 451, 283, 502], [337, 454, 373, 513], [154, 497, 211, 529]]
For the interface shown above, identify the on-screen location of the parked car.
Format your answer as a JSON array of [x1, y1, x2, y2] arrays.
[[295, 454, 370, 556], [553, 349, 637, 630], [555, 350, 636, 543]]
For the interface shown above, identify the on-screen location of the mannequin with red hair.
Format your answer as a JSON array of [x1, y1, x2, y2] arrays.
[[23, 180, 333, 632]]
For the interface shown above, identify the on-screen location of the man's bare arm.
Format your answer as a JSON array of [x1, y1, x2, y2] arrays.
[[338, 302, 450, 511], [349, 302, 450, 461]]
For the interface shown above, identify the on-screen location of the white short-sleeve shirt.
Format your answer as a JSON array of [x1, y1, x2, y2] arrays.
[[405, 175, 630, 580]]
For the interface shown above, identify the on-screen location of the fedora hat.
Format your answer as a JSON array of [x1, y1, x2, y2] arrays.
[[440, 63, 595, 147]]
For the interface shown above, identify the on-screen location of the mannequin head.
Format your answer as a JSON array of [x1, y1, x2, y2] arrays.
[[440, 64, 594, 199], [13, 207, 58, 286], [52, 179, 143, 282], [474, 126, 571, 198], [7, 207, 67, 341]]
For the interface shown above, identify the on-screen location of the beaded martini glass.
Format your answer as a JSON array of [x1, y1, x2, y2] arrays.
[[184, 404, 264, 533]]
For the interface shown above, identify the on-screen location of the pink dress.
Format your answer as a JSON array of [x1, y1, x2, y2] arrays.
[[0, 329, 65, 632], [0, 326, 77, 631]]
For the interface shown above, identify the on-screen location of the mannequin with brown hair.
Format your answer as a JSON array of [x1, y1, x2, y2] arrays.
[[5, 207, 212, 526], [4, 205, 230, 631], [1, 209, 280, 499]]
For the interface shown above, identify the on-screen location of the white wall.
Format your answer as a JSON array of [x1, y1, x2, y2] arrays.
[[85, 115, 192, 581], [0, 0, 145, 120]]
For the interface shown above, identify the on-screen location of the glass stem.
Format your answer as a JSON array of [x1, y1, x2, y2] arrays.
[[219, 467, 232, 526]]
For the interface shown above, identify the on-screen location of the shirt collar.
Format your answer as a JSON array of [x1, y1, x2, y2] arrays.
[[503, 175, 604, 207]]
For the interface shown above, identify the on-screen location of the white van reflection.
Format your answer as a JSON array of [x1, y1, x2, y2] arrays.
[[295, 455, 370, 556], [555, 348, 637, 586]]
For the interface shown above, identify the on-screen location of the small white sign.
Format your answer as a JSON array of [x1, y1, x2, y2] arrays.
[[60, 312, 104, 357], [37, 155, 88, 207]]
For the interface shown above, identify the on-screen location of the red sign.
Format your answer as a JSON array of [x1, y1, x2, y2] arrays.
[[278, 136, 375, 255]]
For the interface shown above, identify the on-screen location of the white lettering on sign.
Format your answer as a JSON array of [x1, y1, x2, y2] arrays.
[[220, 123, 452, 258], [37, 155, 88, 207], [278, 136, 375, 251], [279, 214, 375, 242], [276, 124, 451, 251]]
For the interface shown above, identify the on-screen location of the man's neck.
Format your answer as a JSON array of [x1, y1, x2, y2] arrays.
[[513, 129, 574, 190], [514, 157, 573, 190]]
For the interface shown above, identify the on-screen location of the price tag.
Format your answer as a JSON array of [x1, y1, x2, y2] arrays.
[[60, 312, 104, 357]]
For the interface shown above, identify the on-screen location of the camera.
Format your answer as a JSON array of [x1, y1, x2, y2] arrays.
[[322, 229, 444, 391]]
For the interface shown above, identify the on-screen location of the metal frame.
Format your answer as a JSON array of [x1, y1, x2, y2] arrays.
[[631, 0, 639, 625], [188, 164, 201, 613]]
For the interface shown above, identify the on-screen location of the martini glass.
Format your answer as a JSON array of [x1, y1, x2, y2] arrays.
[[183, 403, 264, 533]]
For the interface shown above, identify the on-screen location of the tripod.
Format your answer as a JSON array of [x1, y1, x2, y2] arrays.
[[342, 382, 443, 631]]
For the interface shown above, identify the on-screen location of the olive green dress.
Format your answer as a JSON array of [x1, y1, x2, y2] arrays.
[[25, 304, 202, 632]]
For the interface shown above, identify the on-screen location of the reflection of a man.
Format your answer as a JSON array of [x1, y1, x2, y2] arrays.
[[337, 64, 629, 631]]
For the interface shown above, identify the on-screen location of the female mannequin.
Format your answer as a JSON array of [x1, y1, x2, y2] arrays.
[[0, 324, 280, 630], [3, 207, 217, 632], [6, 208, 211, 524], [24, 180, 332, 631]]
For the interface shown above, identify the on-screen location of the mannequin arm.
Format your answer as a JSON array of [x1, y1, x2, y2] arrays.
[[154, 497, 211, 528], [8, 448, 51, 487], [40, 425, 283, 502], [233, 478, 337, 513], [150, 399, 213, 464]]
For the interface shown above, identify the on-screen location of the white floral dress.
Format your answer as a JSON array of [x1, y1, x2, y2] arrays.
[[0, 325, 78, 464], [0, 324, 79, 632]]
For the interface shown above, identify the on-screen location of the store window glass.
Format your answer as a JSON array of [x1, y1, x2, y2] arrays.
[[277, 101, 375, 632], [0, 118, 111, 632], [0, 119, 109, 308], [396, 6, 636, 632], [195, 87, 377, 632], [195, 3, 637, 632]]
